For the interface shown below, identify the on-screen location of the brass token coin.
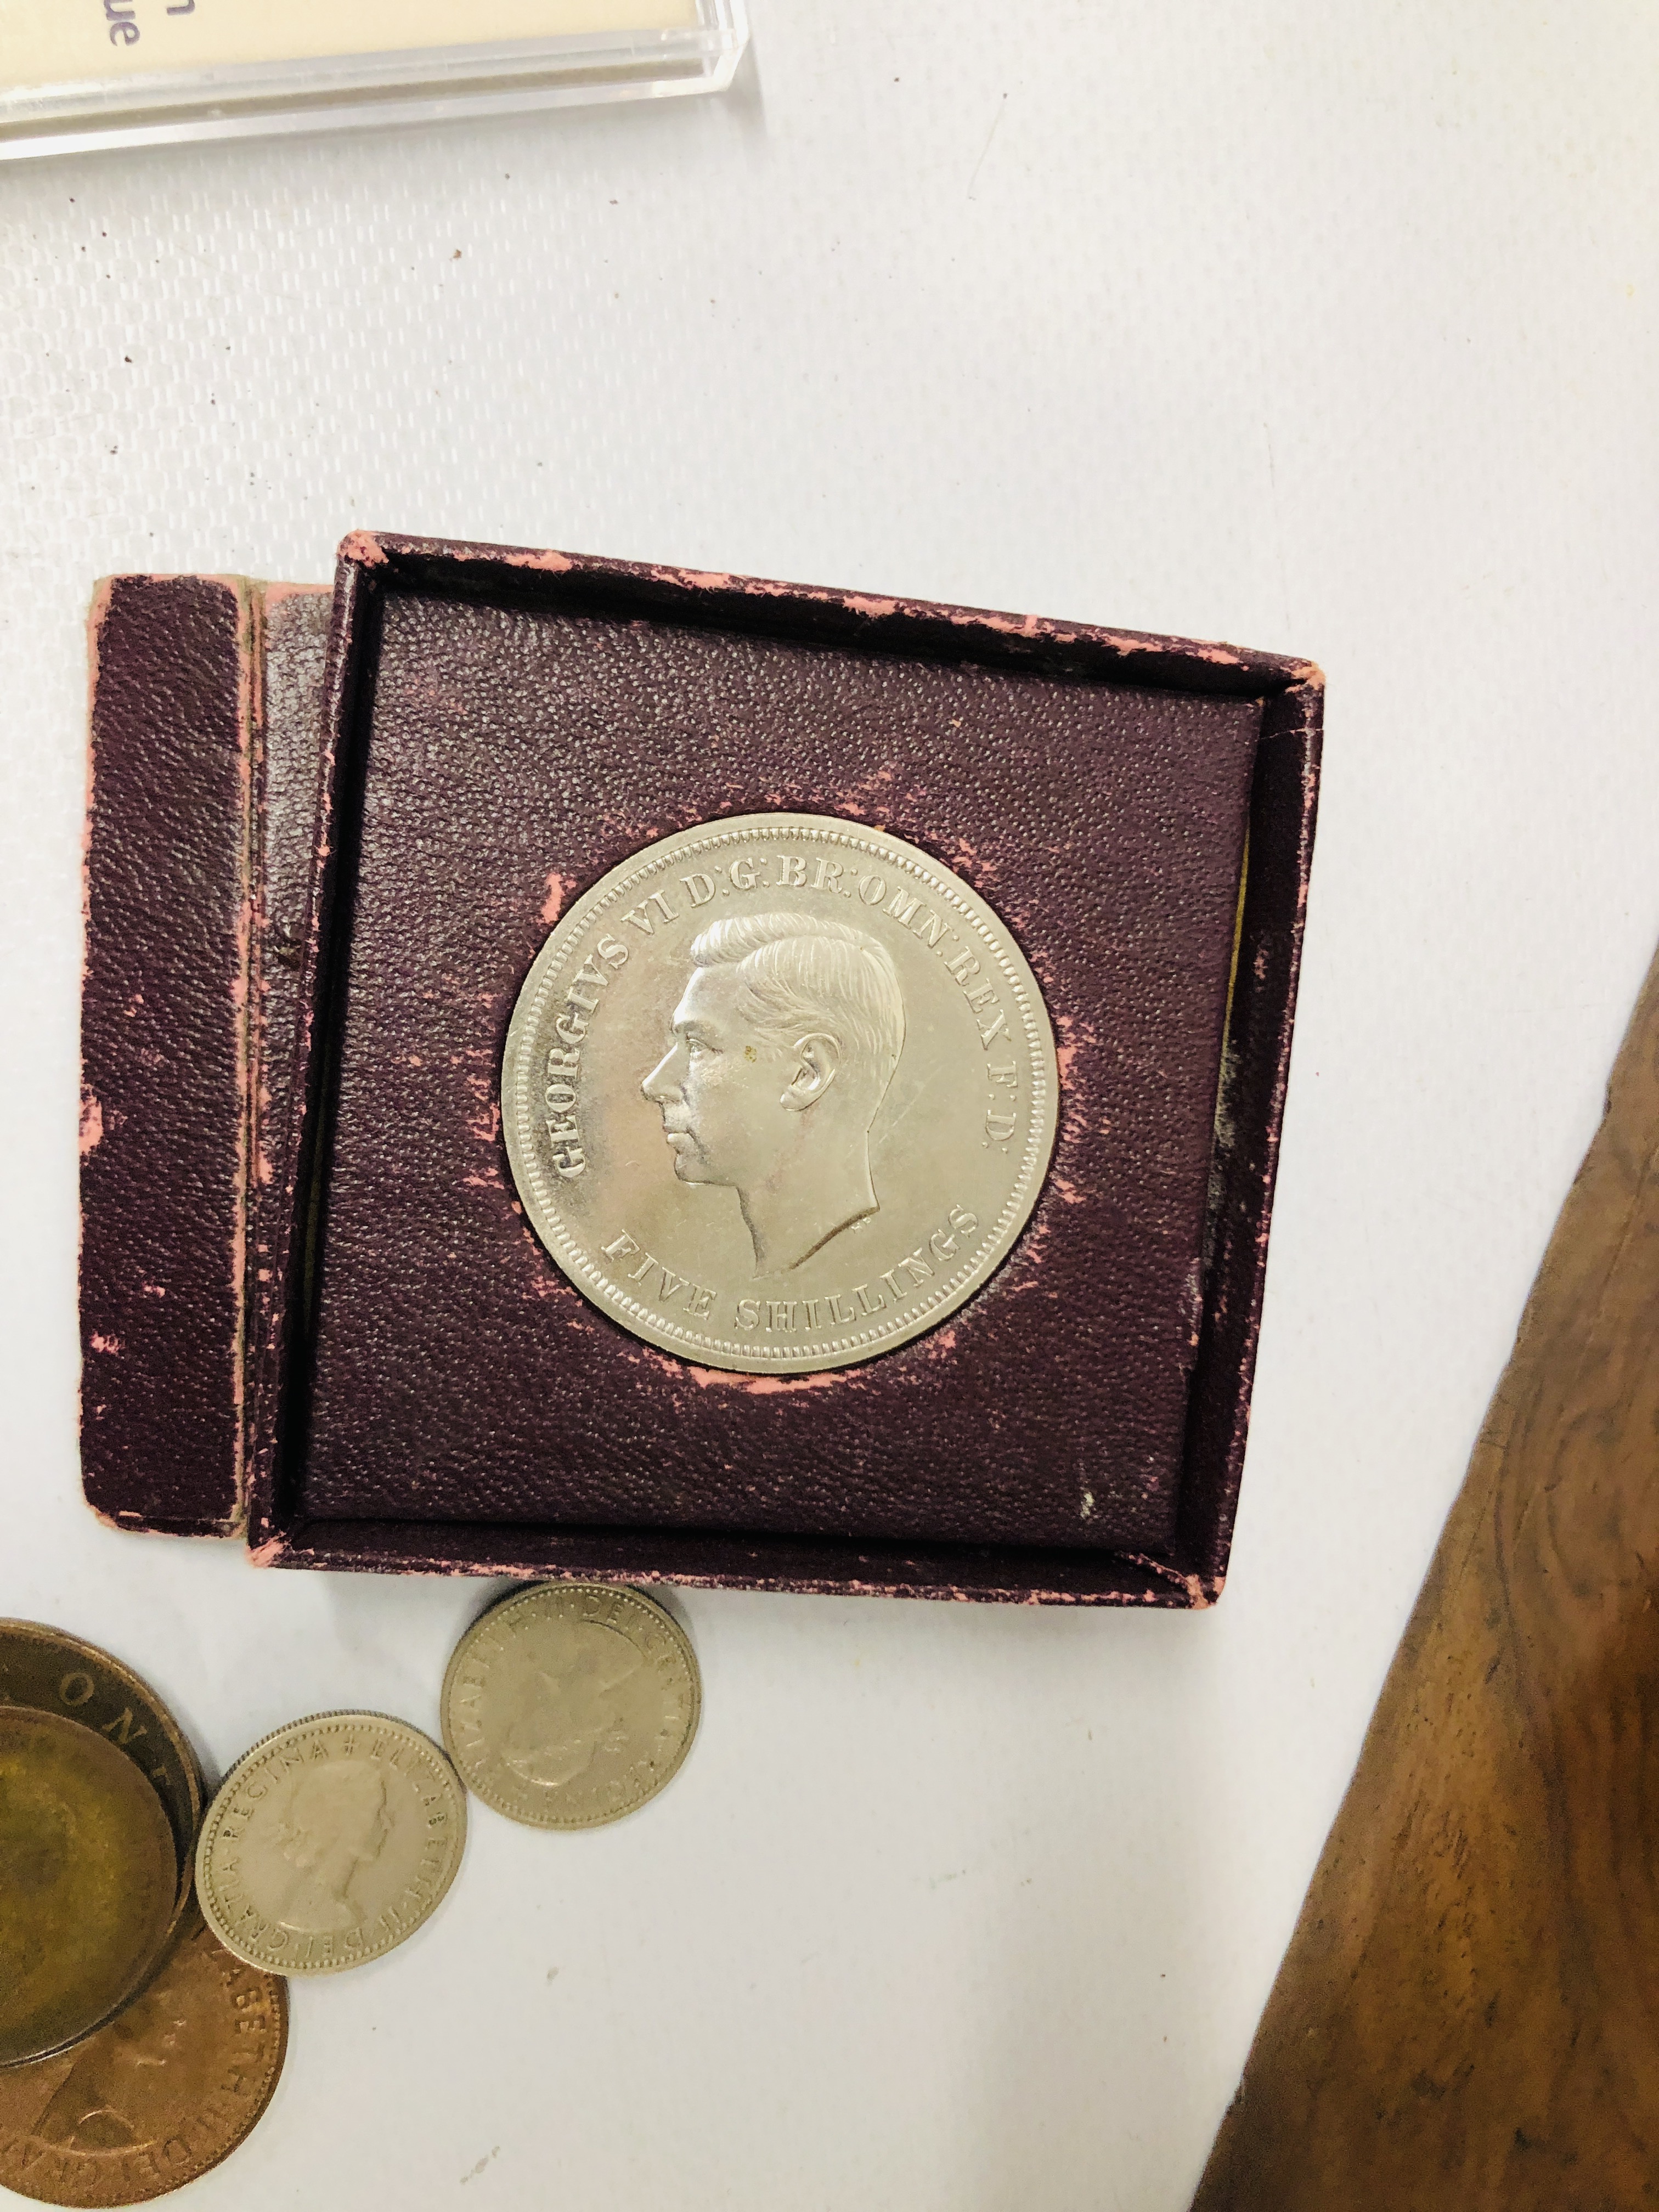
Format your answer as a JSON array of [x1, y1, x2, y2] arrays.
[[442, 1584, 700, 1830], [0, 1909, 286, 2207], [0, 1712, 178, 2072], [0, 1625, 204, 1920], [501, 813, 1059, 1374], [194, 1712, 466, 1976]]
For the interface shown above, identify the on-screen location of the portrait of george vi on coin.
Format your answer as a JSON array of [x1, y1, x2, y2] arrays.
[[501, 814, 1058, 1376], [640, 911, 906, 1277]]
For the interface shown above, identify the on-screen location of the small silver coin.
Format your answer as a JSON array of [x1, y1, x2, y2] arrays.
[[194, 1713, 466, 1977], [501, 812, 1059, 1374], [442, 1585, 700, 1831]]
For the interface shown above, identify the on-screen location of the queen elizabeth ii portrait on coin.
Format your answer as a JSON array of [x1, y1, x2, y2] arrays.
[[272, 1763, 392, 1936], [641, 911, 906, 1278], [30, 1973, 187, 2152]]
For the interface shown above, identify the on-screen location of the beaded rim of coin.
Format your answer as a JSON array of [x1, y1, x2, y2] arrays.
[[0, 1622, 204, 1922], [0, 1911, 288, 2208], [0, 1709, 181, 2074], [500, 812, 1060, 1375], [193, 1712, 466, 1978], [441, 1584, 701, 1831]]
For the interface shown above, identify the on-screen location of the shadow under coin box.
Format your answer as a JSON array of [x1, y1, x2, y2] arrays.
[[85, 537, 1322, 1605]]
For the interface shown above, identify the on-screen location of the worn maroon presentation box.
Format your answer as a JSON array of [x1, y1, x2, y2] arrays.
[[80, 536, 1321, 1605]]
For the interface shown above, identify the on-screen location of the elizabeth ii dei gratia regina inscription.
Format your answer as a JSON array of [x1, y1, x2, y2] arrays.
[[501, 814, 1059, 1375]]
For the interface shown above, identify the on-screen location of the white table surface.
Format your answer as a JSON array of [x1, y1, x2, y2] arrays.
[[3, 5, 1657, 2205]]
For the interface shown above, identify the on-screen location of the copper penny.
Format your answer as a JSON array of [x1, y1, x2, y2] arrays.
[[0, 1910, 286, 2205]]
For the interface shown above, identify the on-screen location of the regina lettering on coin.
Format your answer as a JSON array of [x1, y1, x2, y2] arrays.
[[501, 814, 1059, 1374]]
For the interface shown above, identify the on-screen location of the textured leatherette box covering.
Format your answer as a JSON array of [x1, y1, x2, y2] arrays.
[[247, 589, 334, 1519], [248, 536, 1322, 1604], [80, 576, 329, 1537], [82, 575, 256, 1536], [81, 538, 1319, 1603]]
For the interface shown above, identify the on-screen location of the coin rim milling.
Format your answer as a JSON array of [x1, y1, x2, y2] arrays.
[[441, 1584, 701, 1831], [0, 1911, 288, 2208], [0, 1709, 181, 2075], [501, 812, 1060, 1374], [192, 1712, 467, 1977]]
